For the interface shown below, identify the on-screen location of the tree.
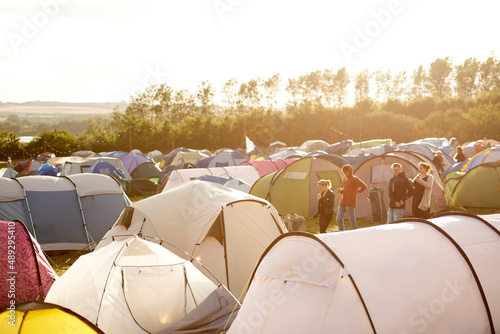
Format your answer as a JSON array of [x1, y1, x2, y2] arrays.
[[196, 81, 216, 116], [332, 67, 350, 107], [410, 65, 428, 99], [221, 78, 239, 115], [172, 88, 195, 123], [354, 69, 371, 102], [0, 132, 22, 159], [391, 71, 408, 100], [262, 74, 281, 111], [455, 57, 480, 98], [478, 55, 500, 93], [427, 57, 453, 99], [374, 70, 392, 102]]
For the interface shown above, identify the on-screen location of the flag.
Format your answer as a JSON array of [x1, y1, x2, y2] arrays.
[[246, 136, 255, 154]]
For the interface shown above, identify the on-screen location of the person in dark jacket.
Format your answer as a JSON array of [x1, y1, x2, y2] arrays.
[[454, 146, 467, 163], [387, 163, 414, 224], [313, 179, 335, 233]]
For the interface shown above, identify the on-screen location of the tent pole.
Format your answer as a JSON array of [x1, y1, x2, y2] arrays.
[[221, 208, 230, 291], [13, 178, 37, 240]]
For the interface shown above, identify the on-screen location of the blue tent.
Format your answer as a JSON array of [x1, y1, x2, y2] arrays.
[[195, 150, 248, 168], [87, 161, 126, 179]]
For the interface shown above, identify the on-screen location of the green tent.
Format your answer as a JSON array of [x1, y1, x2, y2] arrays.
[[250, 157, 342, 217], [446, 162, 500, 208]]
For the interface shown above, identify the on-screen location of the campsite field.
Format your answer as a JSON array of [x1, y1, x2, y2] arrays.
[[47, 195, 500, 277]]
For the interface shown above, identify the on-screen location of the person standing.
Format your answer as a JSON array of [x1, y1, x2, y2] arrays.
[[336, 164, 367, 231], [454, 146, 467, 163], [432, 151, 445, 174], [387, 163, 414, 224], [412, 162, 434, 219], [312, 179, 335, 233]]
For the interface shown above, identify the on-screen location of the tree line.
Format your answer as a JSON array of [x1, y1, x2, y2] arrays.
[[1, 56, 500, 160]]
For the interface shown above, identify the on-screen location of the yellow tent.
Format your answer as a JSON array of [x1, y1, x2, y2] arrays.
[[0, 301, 103, 334]]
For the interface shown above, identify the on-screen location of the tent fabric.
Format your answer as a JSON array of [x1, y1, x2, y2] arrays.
[[240, 159, 296, 177], [195, 150, 248, 168], [129, 160, 161, 179], [160, 147, 193, 168], [0, 167, 18, 178], [461, 147, 500, 173], [61, 157, 132, 179], [250, 157, 343, 217], [162, 166, 260, 193], [0, 174, 130, 251], [325, 141, 353, 155], [353, 154, 447, 219], [298, 140, 329, 153], [446, 162, 500, 208], [46, 236, 237, 334], [171, 151, 209, 167], [0, 221, 57, 308], [349, 138, 392, 151], [229, 212, 500, 333], [267, 148, 308, 160], [0, 301, 104, 334], [119, 153, 151, 174], [196, 175, 251, 193], [86, 161, 126, 178], [98, 181, 286, 298]]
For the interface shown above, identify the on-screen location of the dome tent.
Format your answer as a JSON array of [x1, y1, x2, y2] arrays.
[[0, 220, 57, 308], [229, 212, 500, 333], [0, 301, 104, 334], [249, 157, 343, 217], [353, 153, 447, 219], [98, 180, 286, 298], [46, 236, 239, 334]]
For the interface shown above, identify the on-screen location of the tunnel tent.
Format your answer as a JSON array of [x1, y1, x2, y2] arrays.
[[461, 147, 500, 173], [61, 156, 132, 179], [97, 180, 286, 298], [229, 212, 500, 333], [0, 174, 131, 251]]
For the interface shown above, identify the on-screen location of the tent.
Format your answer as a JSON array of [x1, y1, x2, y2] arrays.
[[119, 153, 160, 179], [95, 150, 128, 159], [195, 150, 248, 168], [72, 150, 95, 158], [86, 161, 126, 178], [0, 174, 131, 251], [267, 148, 308, 160], [298, 140, 329, 153], [267, 141, 287, 154], [0, 220, 57, 308], [229, 212, 500, 333], [46, 236, 239, 334], [353, 153, 447, 219], [161, 166, 260, 193], [160, 147, 193, 168], [147, 149, 163, 162], [98, 181, 286, 298], [61, 157, 132, 179], [349, 139, 392, 151], [461, 147, 500, 173], [348, 144, 396, 156], [240, 159, 296, 177], [0, 167, 17, 178], [325, 140, 353, 155], [0, 301, 104, 334], [14, 159, 42, 173], [196, 175, 251, 193], [446, 162, 500, 208], [171, 150, 209, 167], [249, 157, 343, 217]]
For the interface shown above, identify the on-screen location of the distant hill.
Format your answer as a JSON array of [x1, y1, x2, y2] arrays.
[[0, 101, 128, 110]]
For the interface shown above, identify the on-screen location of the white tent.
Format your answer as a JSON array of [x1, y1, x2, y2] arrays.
[[161, 165, 260, 193], [98, 180, 286, 298], [229, 212, 500, 333], [46, 236, 239, 334]]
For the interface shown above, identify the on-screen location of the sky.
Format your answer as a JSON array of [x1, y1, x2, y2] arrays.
[[1, 0, 499, 103]]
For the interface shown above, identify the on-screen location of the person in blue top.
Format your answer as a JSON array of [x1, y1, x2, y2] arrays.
[[312, 179, 335, 233]]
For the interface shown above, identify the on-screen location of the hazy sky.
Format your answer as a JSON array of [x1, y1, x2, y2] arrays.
[[1, 0, 499, 103]]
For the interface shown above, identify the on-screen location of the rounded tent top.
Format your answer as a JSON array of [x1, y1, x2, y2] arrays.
[[298, 139, 329, 153], [230, 212, 500, 333], [0, 301, 104, 334]]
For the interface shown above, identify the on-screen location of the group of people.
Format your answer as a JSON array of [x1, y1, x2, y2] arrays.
[[313, 164, 367, 233], [313, 161, 435, 233]]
